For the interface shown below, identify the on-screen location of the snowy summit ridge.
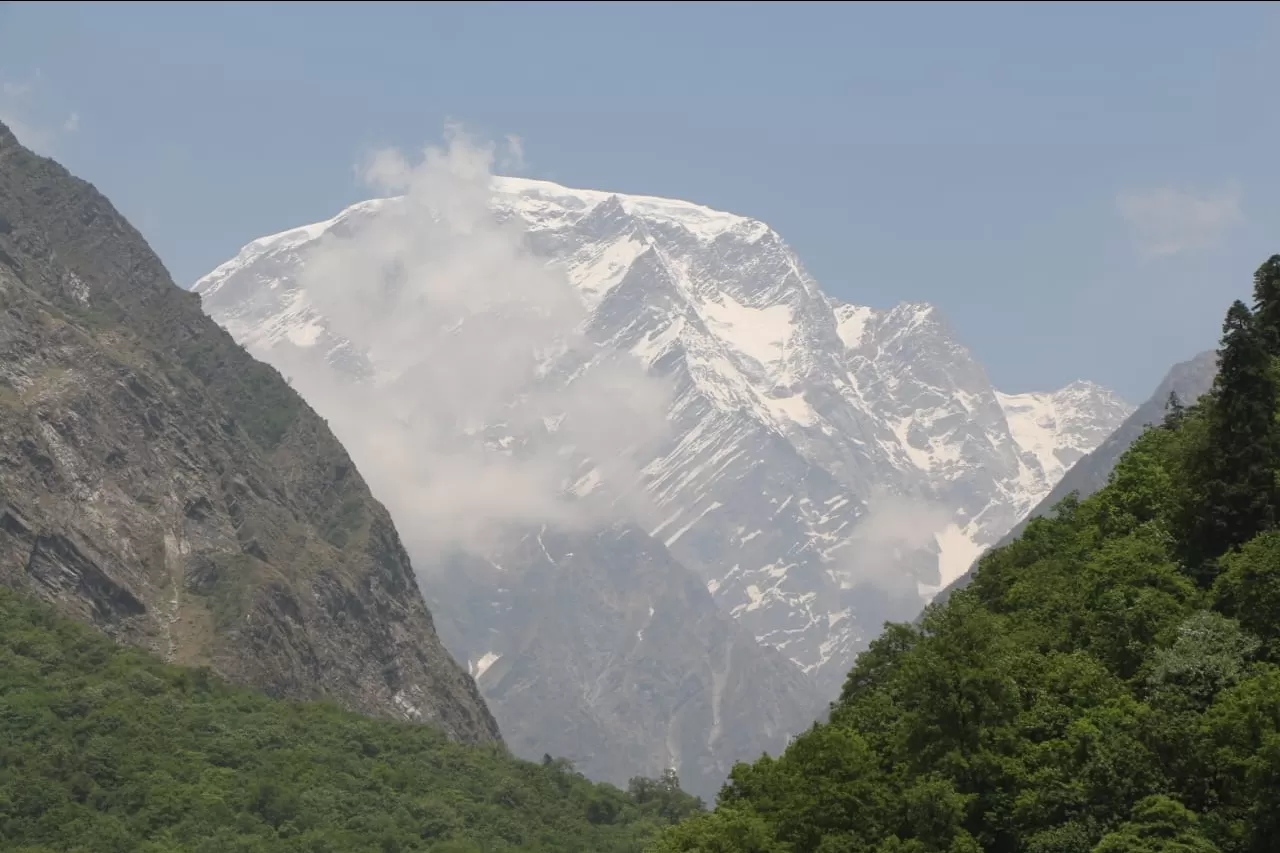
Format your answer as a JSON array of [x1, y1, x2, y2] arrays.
[[195, 173, 1132, 696], [491, 176, 773, 242]]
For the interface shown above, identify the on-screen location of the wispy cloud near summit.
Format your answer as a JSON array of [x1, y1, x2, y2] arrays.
[[274, 126, 674, 560]]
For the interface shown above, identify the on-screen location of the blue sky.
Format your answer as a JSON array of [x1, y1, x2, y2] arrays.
[[1, 1, 1277, 401]]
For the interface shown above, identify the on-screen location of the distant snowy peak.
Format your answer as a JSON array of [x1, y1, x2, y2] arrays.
[[997, 381, 1133, 484], [830, 295, 1133, 487]]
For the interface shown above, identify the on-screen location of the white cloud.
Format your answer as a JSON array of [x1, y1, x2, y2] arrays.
[[1116, 185, 1243, 257], [267, 126, 673, 560], [833, 488, 952, 594], [501, 133, 525, 172], [63, 112, 79, 133]]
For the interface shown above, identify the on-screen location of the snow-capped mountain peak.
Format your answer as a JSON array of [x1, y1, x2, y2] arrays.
[[193, 173, 1132, 699]]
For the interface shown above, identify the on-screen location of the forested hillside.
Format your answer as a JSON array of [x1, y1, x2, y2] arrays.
[[0, 587, 702, 853], [653, 256, 1280, 853]]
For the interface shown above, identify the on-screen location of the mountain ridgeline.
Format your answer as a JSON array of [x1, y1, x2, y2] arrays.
[[0, 120, 499, 742], [654, 257, 1280, 853]]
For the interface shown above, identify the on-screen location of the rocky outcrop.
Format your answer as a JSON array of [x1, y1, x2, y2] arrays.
[[0, 120, 501, 744]]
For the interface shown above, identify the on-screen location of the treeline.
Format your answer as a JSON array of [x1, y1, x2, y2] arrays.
[[653, 256, 1280, 853], [0, 588, 701, 853]]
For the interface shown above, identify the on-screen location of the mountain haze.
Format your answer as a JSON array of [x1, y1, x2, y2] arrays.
[[427, 524, 820, 798]]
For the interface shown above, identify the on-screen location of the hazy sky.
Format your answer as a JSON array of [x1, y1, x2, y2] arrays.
[[1, 1, 1277, 401]]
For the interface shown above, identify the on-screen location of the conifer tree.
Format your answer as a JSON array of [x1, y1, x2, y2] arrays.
[[1188, 300, 1280, 572], [1250, 254, 1280, 356], [1162, 390, 1186, 431]]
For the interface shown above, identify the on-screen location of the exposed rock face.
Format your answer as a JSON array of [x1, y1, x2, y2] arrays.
[[930, 349, 1219, 609], [0, 121, 501, 744], [426, 523, 821, 799]]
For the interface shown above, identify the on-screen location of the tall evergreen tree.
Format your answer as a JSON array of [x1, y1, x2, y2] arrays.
[[1162, 390, 1186, 431], [1250, 254, 1280, 356], [1187, 300, 1280, 572]]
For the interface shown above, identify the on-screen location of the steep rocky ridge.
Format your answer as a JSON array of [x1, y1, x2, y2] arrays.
[[0, 121, 501, 743]]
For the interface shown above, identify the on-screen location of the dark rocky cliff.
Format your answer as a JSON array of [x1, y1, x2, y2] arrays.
[[0, 121, 502, 744]]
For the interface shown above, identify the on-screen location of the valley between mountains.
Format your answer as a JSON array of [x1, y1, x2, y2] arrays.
[[2, 114, 1272, 853]]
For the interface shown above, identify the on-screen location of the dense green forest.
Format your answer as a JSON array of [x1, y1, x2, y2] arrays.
[[0, 590, 702, 853], [654, 255, 1280, 853]]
